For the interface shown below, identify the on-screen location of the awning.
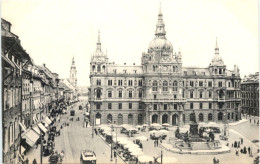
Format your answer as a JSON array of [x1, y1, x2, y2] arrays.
[[19, 122, 26, 132], [21, 129, 40, 147], [32, 125, 40, 135], [21, 146, 26, 154], [45, 117, 52, 124], [38, 123, 48, 133]]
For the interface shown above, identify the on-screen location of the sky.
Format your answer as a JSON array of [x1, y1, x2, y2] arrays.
[[1, 0, 258, 86]]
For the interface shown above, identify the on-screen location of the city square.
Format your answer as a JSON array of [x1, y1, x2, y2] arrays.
[[1, 0, 259, 164]]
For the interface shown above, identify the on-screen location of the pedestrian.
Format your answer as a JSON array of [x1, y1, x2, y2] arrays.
[[241, 138, 243, 144], [25, 158, 29, 164], [254, 119, 256, 123], [213, 157, 216, 164], [240, 148, 243, 153], [86, 121, 88, 128], [32, 158, 37, 164], [234, 141, 237, 148], [232, 143, 233, 147], [248, 146, 251, 155], [236, 148, 239, 156], [154, 140, 156, 147], [250, 119, 251, 123], [114, 150, 117, 158], [257, 120, 259, 125], [238, 141, 240, 148], [244, 146, 247, 154]]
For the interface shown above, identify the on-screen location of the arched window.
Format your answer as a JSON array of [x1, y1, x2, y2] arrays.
[[102, 65, 106, 72], [182, 114, 185, 123], [199, 113, 203, 121], [128, 114, 133, 125], [190, 113, 195, 122], [218, 112, 223, 121], [163, 81, 168, 92], [97, 65, 101, 72], [117, 114, 123, 125], [138, 114, 143, 125], [173, 81, 178, 91], [107, 114, 112, 123], [208, 113, 213, 121], [152, 81, 158, 91], [227, 113, 230, 120]]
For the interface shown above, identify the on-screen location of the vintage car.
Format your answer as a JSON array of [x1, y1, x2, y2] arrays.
[[80, 150, 97, 164], [70, 110, 75, 116]]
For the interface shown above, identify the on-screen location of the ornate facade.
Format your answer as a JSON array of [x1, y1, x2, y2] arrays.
[[89, 8, 242, 126], [241, 72, 259, 116]]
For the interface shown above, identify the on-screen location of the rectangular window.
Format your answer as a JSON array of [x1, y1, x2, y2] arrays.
[[190, 81, 194, 87], [129, 103, 132, 109], [208, 81, 212, 87], [174, 104, 177, 110], [96, 80, 101, 86], [129, 91, 132, 98], [139, 90, 142, 98], [154, 104, 157, 110], [190, 91, 193, 98], [228, 82, 231, 87], [200, 103, 203, 109], [138, 80, 142, 86], [123, 70, 127, 73], [200, 91, 203, 98], [209, 91, 212, 98], [118, 80, 123, 86], [118, 91, 122, 98], [218, 81, 222, 87], [97, 104, 101, 109], [174, 94, 177, 99], [164, 104, 168, 110], [138, 103, 142, 109], [119, 103, 122, 109], [209, 103, 212, 109], [199, 81, 203, 87], [190, 103, 193, 109], [154, 94, 157, 99], [128, 80, 133, 86], [108, 80, 113, 86], [108, 103, 112, 109], [108, 91, 112, 98]]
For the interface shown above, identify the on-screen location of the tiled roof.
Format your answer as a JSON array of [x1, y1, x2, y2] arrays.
[[242, 72, 259, 83]]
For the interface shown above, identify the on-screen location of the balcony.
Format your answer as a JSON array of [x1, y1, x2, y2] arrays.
[[218, 98, 226, 102], [143, 98, 187, 103]]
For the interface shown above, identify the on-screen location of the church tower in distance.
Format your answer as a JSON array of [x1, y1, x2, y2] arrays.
[[70, 56, 77, 88]]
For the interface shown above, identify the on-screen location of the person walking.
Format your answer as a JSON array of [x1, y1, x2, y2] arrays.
[[250, 119, 251, 123], [241, 138, 243, 145], [154, 140, 156, 147], [248, 146, 251, 155], [32, 159, 37, 164]]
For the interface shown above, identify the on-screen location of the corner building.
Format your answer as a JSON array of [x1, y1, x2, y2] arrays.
[[89, 8, 241, 126]]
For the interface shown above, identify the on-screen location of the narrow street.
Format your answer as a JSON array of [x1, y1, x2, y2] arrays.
[[53, 101, 124, 164]]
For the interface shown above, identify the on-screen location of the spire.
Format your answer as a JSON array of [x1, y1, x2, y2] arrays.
[[155, 3, 166, 38], [96, 30, 101, 51], [71, 56, 76, 68], [215, 37, 219, 54]]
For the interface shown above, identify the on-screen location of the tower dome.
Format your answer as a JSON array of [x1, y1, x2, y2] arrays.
[[148, 4, 173, 52]]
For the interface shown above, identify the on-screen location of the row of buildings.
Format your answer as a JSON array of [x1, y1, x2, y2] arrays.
[[88, 7, 243, 126], [2, 18, 77, 163]]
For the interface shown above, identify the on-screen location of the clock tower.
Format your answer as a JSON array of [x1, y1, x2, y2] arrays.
[[70, 56, 77, 88]]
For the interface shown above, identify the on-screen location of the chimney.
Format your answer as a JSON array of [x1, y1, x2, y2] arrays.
[[133, 63, 135, 65], [43, 63, 46, 67], [124, 63, 126, 65]]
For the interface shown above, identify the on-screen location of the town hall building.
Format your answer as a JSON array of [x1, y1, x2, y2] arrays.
[[88, 7, 241, 126]]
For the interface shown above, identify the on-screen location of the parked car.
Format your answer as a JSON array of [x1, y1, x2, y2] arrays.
[[80, 150, 97, 164]]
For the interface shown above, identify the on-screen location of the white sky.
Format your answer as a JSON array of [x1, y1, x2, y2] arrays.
[[2, 0, 258, 86]]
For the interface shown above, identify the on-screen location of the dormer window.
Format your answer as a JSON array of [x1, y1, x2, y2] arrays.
[[134, 70, 137, 74]]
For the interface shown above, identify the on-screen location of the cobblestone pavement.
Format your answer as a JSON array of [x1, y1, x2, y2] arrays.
[[25, 104, 259, 164]]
